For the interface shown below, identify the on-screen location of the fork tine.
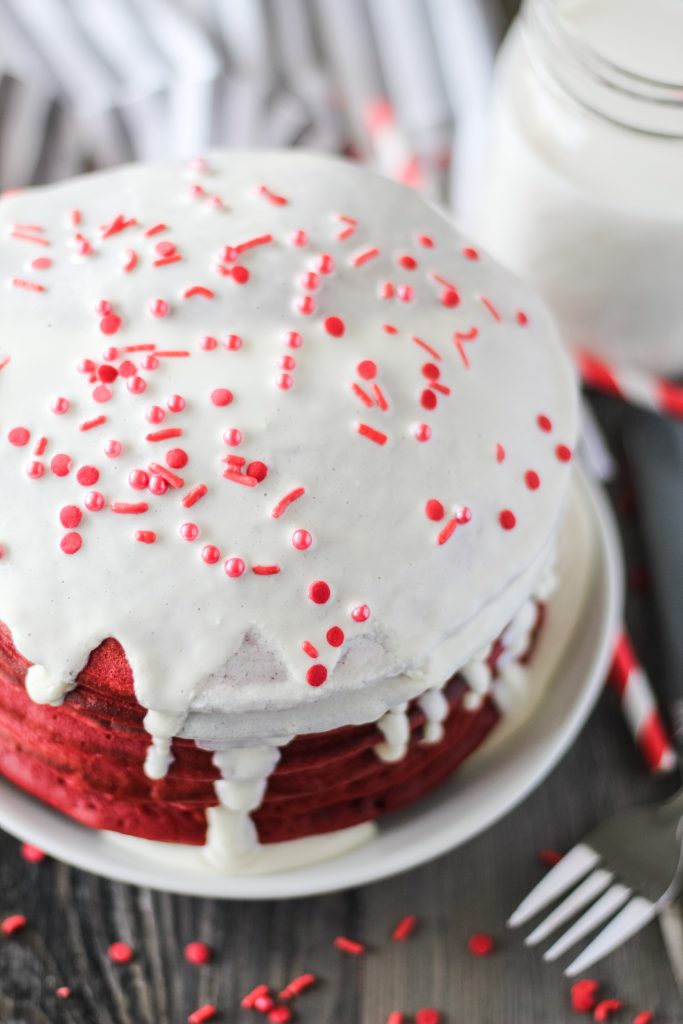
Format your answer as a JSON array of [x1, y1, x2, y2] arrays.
[[508, 843, 600, 928], [543, 883, 631, 961], [525, 868, 614, 946], [565, 896, 657, 977]]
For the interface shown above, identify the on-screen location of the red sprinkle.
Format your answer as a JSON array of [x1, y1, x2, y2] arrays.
[[538, 848, 563, 868], [211, 387, 233, 407], [525, 470, 541, 490], [8, 426, 30, 446], [570, 980, 600, 1013], [306, 664, 328, 687], [60, 532, 82, 555], [387, 1014, 404, 1024], [323, 315, 345, 338], [135, 531, 156, 544], [437, 517, 458, 546], [166, 448, 188, 469], [334, 936, 365, 955], [1, 914, 27, 935], [242, 985, 271, 1009], [183, 286, 214, 299], [537, 414, 552, 432], [100, 312, 122, 335], [271, 487, 305, 519], [11, 278, 45, 293], [20, 843, 46, 864], [415, 1012, 441, 1024], [302, 641, 319, 659], [392, 915, 418, 941], [351, 605, 370, 623], [55, 986, 71, 999], [252, 565, 281, 576], [224, 557, 246, 578], [468, 933, 495, 956], [188, 1005, 217, 1024], [353, 248, 380, 267], [279, 973, 317, 1000], [352, 383, 373, 407], [415, 424, 431, 442], [499, 510, 516, 531], [257, 184, 288, 205], [182, 484, 208, 508], [184, 941, 212, 965], [356, 422, 388, 446], [633, 1013, 654, 1024], [110, 502, 149, 514], [60, 505, 81, 528], [80, 416, 107, 432], [327, 626, 345, 648], [556, 444, 573, 462], [357, 359, 377, 380], [148, 462, 184, 488], [108, 941, 134, 964], [309, 580, 331, 604], [268, 1007, 292, 1023], [425, 499, 444, 521], [76, 465, 99, 486], [496, 443, 506, 463], [146, 428, 183, 442], [594, 999, 624, 1021]]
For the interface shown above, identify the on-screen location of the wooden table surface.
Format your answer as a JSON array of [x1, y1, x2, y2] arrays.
[[1, 688, 680, 1024]]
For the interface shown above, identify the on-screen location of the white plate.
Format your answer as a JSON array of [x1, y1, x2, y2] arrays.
[[0, 469, 622, 898]]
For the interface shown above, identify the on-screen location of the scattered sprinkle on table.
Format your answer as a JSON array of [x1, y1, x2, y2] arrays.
[[468, 932, 495, 956], [571, 979, 600, 1013], [107, 941, 134, 964], [1, 914, 27, 935], [184, 940, 212, 964], [334, 935, 366, 955]]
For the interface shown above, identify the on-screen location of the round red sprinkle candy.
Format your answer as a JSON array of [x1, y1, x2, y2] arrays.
[[352, 604, 370, 623], [143, 355, 159, 371], [516, 310, 529, 326], [276, 373, 293, 390], [556, 444, 573, 462], [102, 346, 118, 361], [180, 523, 199, 542], [51, 454, 73, 477], [51, 397, 69, 415], [468, 933, 495, 956], [302, 271, 319, 290], [135, 530, 156, 544], [188, 1003, 217, 1024], [299, 295, 315, 317], [1, 914, 27, 935], [397, 284, 413, 302], [147, 405, 166, 424], [383, 323, 398, 334], [85, 491, 105, 512], [291, 228, 307, 246], [231, 264, 250, 284], [155, 240, 176, 257], [398, 254, 417, 270], [537, 414, 552, 432], [149, 298, 169, 317], [633, 1013, 654, 1024], [418, 234, 434, 248], [104, 440, 122, 458], [78, 358, 96, 374], [201, 335, 218, 351], [268, 1008, 292, 1024], [463, 246, 479, 260], [309, 580, 331, 604], [357, 360, 377, 380], [324, 316, 345, 338], [415, 1011, 441, 1024], [26, 461, 44, 479], [594, 999, 624, 1021], [254, 994, 275, 1013], [167, 394, 186, 413], [415, 423, 431, 442], [119, 359, 137, 378], [422, 363, 440, 381], [421, 389, 437, 411], [327, 626, 345, 648], [201, 545, 221, 565], [499, 509, 516, 530], [149, 475, 168, 495], [496, 443, 506, 463], [55, 986, 71, 999], [20, 843, 46, 864], [278, 354, 296, 371], [441, 288, 459, 307], [538, 848, 563, 867], [223, 428, 242, 447], [60, 505, 82, 529], [97, 300, 112, 315], [307, 664, 328, 687], [100, 312, 121, 335], [570, 979, 599, 1013], [167, 448, 188, 469], [60, 532, 82, 555], [8, 427, 30, 447], [127, 376, 146, 394], [285, 331, 302, 349], [129, 469, 150, 490], [98, 364, 118, 384], [247, 461, 268, 482], [75, 465, 98, 487], [92, 384, 112, 403], [525, 470, 541, 490], [425, 499, 445, 521], [108, 941, 134, 964], [292, 529, 312, 551], [224, 557, 245, 578], [225, 333, 243, 351], [184, 941, 212, 965]]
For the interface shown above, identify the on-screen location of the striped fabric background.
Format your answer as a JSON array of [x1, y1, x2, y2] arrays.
[[0, 0, 516, 213]]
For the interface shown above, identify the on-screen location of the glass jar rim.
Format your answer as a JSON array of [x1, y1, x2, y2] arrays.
[[523, 0, 683, 138]]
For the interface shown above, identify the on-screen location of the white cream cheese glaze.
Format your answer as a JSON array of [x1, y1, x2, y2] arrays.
[[0, 151, 577, 864]]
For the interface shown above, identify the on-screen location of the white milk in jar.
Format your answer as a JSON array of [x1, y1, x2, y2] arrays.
[[474, 0, 683, 374]]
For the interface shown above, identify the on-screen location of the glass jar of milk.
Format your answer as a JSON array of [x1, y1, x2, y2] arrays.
[[476, 0, 683, 374]]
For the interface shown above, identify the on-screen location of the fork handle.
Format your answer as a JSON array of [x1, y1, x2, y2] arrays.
[[623, 410, 683, 760]]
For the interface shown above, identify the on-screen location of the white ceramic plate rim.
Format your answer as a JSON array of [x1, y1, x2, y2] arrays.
[[0, 469, 622, 898]]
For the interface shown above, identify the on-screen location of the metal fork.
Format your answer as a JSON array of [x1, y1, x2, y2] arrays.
[[508, 789, 683, 975]]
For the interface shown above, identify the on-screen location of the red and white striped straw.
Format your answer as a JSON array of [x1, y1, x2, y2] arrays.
[[608, 630, 677, 773], [364, 98, 426, 191], [576, 348, 683, 421]]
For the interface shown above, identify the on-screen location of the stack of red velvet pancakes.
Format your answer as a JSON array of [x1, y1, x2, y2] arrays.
[[0, 152, 577, 869]]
